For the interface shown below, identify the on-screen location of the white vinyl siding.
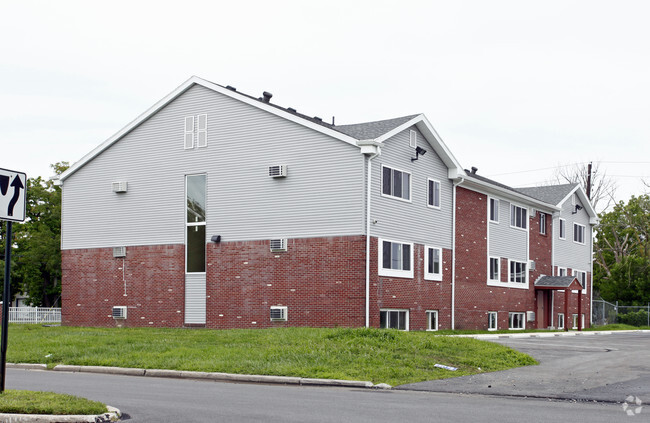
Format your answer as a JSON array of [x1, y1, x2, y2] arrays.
[[553, 195, 591, 276], [489, 199, 528, 261], [61, 84, 365, 250], [371, 126, 453, 250]]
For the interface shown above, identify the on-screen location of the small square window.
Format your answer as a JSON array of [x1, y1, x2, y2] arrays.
[[379, 239, 413, 278], [509, 260, 527, 284], [510, 204, 527, 229], [509, 312, 525, 330], [382, 166, 411, 201], [380, 309, 408, 330], [573, 223, 586, 244], [489, 257, 500, 281]]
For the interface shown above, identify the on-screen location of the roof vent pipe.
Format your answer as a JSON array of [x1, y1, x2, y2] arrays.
[[262, 91, 273, 103], [471, 166, 478, 174]]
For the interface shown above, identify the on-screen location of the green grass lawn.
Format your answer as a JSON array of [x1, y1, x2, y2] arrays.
[[586, 324, 650, 331], [0, 390, 107, 415], [4, 325, 537, 386]]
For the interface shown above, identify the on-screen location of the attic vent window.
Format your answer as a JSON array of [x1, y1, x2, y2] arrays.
[[113, 246, 126, 258], [112, 306, 127, 319], [270, 306, 288, 321], [184, 114, 208, 149], [112, 181, 128, 193], [268, 165, 287, 178], [270, 239, 287, 252], [409, 130, 417, 148]]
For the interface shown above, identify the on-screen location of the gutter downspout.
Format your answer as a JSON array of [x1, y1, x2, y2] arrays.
[[358, 140, 382, 328], [451, 176, 465, 330]]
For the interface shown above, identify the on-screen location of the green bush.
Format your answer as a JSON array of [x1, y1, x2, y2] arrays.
[[618, 310, 650, 327]]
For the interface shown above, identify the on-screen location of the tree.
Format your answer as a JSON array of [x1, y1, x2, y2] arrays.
[[552, 162, 616, 213], [10, 162, 68, 307], [594, 194, 650, 304]]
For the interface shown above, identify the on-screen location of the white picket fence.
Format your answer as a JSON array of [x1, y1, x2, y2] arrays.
[[7, 307, 61, 324]]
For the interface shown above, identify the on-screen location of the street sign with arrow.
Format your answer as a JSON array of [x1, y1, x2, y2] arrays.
[[0, 168, 26, 222]]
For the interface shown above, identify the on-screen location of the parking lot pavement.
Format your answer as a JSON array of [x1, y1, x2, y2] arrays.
[[397, 332, 650, 403]]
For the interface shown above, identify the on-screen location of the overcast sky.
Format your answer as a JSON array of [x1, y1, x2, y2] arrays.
[[2, 0, 649, 210]]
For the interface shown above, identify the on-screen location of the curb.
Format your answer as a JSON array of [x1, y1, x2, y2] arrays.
[[0, 406, 121, 422], [6, 363, 384, 390], [453, 329, 650, 340]]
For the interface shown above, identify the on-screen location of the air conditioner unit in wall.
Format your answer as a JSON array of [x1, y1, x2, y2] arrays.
[[270, 306, 288, 321], [112, 181, 128, 193], [112, 306, 127, 319], [270, 239, 287, 252], [527, 311, 535, 322], [113, 246, 126, 258], [268, 165, 287, 178]]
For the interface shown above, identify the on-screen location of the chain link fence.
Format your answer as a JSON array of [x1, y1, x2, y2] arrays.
[[592, 299, 650, 327]]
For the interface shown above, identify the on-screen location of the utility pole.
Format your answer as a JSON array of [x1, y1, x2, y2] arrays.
[[586, 161, 593, 200]]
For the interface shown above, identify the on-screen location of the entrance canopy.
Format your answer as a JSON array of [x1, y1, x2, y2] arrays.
[[534, 275, 584, 331], [534, 275, 583, 291]]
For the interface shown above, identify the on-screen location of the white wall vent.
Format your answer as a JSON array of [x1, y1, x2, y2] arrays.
[[409, 130, 417, 148], [526, 311, 535, 322], [270, 306, 288, 321], [112, 306, 127, 319], [112, 181, 128, 193], [270, 239, 287, 252], [113, 246, 126, 258], [268, 165, 287, 178], [529, 260, 536, 271]]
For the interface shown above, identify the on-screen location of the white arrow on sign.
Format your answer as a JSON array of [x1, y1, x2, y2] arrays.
[[0, 168, 27, 222]]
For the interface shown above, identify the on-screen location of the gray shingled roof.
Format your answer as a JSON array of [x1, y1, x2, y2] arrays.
[[334, 115, 419, 140], [515, 183, 578, 206], [535, 275, 581, 288]]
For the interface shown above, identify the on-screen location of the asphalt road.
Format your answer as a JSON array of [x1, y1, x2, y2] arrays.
[[399, 332, 650, 404], [7, 368, 630, 422]]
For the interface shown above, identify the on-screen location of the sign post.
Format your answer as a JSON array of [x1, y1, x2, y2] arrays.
[[0, 168, 27, 393]]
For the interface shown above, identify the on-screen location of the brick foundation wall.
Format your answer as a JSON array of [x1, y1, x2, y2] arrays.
[[205, 236, 366, 329], [61, 244, 186, 327]]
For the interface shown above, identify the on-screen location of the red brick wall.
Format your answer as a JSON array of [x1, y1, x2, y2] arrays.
[[455, 187, 535, 330], [61, 245, 186, 327], [368, 243, 453, 330], [205, 236, 366, 329]]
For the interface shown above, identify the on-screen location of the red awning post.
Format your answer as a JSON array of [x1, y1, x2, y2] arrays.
[[564, 289, 569, 332], [578, 289, 583, 331]]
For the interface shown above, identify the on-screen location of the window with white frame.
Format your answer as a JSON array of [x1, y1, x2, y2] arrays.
[[186, 174, 206, 273], [573, 223, 586, 244], [427, 179, 441, 208], [509, 260, 527, 284], [539, 213, 546, 235], [489, 198, 499, 223], [488, 311, 498, 331], [558, 313, 565, 329], [489, 257, 500, 281], [424, 246, 442, 281], [559, 218, 566, 239], [572, 314, 579, 329], [426, 310, 438, 331], [557, 267, 567, 276], [510, 204, 527, 229], [509, 312, 525, 330], [380, 309, 408, 330], [379, 239, 413, 278], [382, 166, 411, 201]]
